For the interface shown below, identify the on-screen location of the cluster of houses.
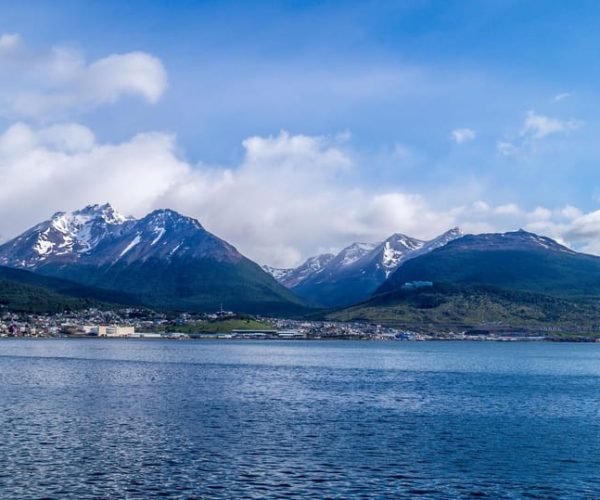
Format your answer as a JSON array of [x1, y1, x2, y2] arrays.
[[1, 306, 575, 341]]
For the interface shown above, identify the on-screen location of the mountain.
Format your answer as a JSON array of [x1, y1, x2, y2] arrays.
[[377, 229, 600, 298], [0, 204, 133, 269], [263, 253, 335, 288], [279, 228, 462, 308], [325, 230, 600, 330], [0, 204, 308, 315]]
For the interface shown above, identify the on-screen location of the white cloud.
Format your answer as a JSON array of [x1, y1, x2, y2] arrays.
[[0, 123, 188, 240], [527, 206, 552, 221], [4, 122, 600, 266], [472, 200, 490, 212], [0, 125, 459, 267], [560, 205, 582, 220], [160, 132, 455, 265], [0, 34, 167, 119], [0, 33, 21, 52], [497, 141, 519, 156], [521, 110, 580, 139], [552, 92, 571, 102], [494, 203, 522, 216], [498, 110, 581, 157], [451, 128, 476, 144]]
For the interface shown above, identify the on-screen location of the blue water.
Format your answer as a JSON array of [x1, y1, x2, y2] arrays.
[[1, 340, 600, 498]]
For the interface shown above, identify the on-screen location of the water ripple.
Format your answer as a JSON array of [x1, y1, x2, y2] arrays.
[[0, 339, 599, 497]]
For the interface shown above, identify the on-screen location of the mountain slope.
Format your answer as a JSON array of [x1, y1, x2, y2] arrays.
[[0, 204, 133, 268], [288, 228, 462, 307], [0, 265, 122, 312], [263, 253, 335, 288], [325, 282, 600, 332], [0, 265, 138, 305], [0, 280, 103, 313], [0, 205, 309, 315], [377, 229, 600, 298]]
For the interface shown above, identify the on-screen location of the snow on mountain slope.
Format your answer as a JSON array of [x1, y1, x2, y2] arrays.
[[364, 233, 425, 278], [281, 228, 463, 307], [0, 204, 243, 269], [0, 204, 133, 268], [325, 242, 378, 273], [270, 229, 462, 290], [0, 204, 307, 315], [262, 265, 292, 281], [263, 253, 335, 288]]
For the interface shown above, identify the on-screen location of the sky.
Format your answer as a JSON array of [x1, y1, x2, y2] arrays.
[[2, 0, 600, 266]]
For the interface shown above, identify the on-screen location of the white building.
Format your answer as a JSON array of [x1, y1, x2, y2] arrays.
[[86, 325, 135, 337]]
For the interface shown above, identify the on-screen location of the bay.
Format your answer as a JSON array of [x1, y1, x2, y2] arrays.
[[0, 339, 599, 498]]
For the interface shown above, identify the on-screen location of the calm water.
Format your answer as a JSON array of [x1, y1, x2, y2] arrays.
[[1, 340, 600, 498]]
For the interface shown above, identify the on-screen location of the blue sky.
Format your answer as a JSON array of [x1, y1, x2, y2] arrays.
[[2, 1, 600, 265]]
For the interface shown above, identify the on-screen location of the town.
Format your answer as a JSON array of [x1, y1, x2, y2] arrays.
[[0, 306, 594, 342]]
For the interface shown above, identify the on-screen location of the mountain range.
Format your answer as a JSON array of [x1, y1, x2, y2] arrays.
[[264, 228, 463, 307], [3, 204, 600, 328]]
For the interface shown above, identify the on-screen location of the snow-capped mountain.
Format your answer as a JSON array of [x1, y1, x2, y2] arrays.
[[377, 229, 581, 297], [0, 204, 306, 314], [278, 228, 463, 307], [0, 204, 133, 268], [88, 208, 242, 266], [356, 233, 426, 279], [0, 204, 243, 269], [409, 227, 464, 260], [263, 253, 335, 288]]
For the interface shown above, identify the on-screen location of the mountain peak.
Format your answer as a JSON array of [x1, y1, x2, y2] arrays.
[[73, 203, 129, 224], [263, 253, 336, 288], [143, 209, 204, 231], [444, 227, 462, 236], [447, 230, 574, 254], [384, 233, 424, 248]]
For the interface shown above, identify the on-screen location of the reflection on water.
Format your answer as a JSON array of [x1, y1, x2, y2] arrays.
[[0, 339, 599, 497]]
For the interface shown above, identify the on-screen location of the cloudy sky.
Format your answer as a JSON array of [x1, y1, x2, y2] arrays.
[[2, 0, 600, 266]]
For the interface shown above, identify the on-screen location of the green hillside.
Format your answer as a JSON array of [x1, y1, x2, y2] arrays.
[[0, 280, 102, 313], [0, 265, 140, 305], [43, 257, 312, 315], [327, 283, 600, 332]]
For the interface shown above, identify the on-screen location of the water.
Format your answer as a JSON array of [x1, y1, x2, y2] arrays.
[[1, 340, 600, 498]]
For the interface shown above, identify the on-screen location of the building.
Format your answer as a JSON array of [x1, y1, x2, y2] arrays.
[[91, 325, 135, 337]]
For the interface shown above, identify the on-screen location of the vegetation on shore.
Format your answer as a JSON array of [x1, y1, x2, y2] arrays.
[[0, 280, 104, 313], [325, 283, 600, 334], [150, 315, 275, 334]]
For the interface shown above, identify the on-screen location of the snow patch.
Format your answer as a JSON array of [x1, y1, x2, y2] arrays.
[[119, 235, 141, 258], [338, 243, 377, 267], [151, 227, 166, 246], [33, 237, 54, 256]]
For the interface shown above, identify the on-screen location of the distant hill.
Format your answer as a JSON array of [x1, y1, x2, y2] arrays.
[[0, 265, 139, 306], [326, 282, 600, 332], [0, 204, 309, 315], [377, 230, 600, 298], [0, 279, 103, 313]]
